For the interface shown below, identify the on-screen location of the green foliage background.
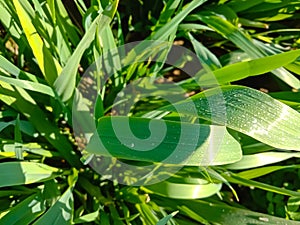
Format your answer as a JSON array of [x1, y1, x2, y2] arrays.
[[0, 0, 300, 224]]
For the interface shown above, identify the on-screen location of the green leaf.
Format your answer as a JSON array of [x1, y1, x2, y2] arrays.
[[0, 193, 46, 225], [0, 75, 55, 97], [161, 85, 300, 151], [151, 0, 181, 33], [0, 162, 61, 188], [195, 12, 300, 89], [150, 0, 208, 41], [54, 0, 119, 102], [86, 116, 242, 166], [0, 55, 39, 82], [287, 196, 300, 220], [73, 211, 99, 224], [0, 120, 35, 136], [188, 32, 222, 70], [0, 81, 81, 168], [226, 152, 300, 170], [12, 0, 62, 85], [157, 211, 178, 225], [222, 172, 300, 197], [144, 177, 222, 199], [3, 143, 61, 158], [155, 197, 300, 225], [236, 165, 300, 180], [33, 187, 74, 225], [14, 114, 23, 160], [199, 49, 300, 85]]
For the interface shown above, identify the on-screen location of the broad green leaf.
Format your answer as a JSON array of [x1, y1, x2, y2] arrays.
[[33, 187, 73, 225], [155, 197, 300, 225], [86, 116, 242, 166], [54, 0, 119, 102], [226, 152, 300, 170], [0, 193, 46, 225], [157, 211, 178, 225], [12, 0, 62, 85], [161, 85, 300, 151], [144, 177, 222, 199], [0, 162, 61, 188]]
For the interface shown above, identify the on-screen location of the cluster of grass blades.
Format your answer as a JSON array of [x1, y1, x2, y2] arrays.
[[1, 0, 300, 224]]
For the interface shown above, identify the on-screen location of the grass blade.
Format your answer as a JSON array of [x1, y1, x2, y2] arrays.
[[144, 177, 222, 199], [161, 85, 300, 151], [0, 193, 46, 225], [54, 0, 119, 102], [33, 187, 73, 225], [0, 162, 61, 188], [226, 152, 300, 170], [199, 49, 300, 85], [195, 12, 300, 89], [87, 116, 242, 166], [12, 0, 62, 85]]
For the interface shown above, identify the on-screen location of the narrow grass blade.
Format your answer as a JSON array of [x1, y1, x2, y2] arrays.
[[226, 152, 300, 170], [236, 165, 300, 180], [14, 114, 23, 159], [199, 49, 300, 85], [12, 0, 62, 85], [189, 32, 222, 70], [150, 0, 207, 41], [195, 12, 300, 89], [54, 0, 119, 102], [222, 172, 300, 197], [0, 55, 39, 82], [157, 211, 178, 225], [0, 75, 55, 97], [0, 82, 81, 168]]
